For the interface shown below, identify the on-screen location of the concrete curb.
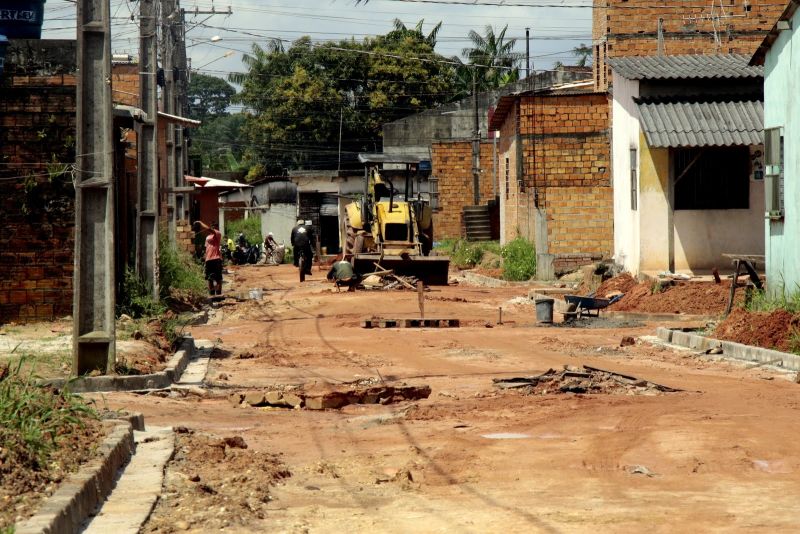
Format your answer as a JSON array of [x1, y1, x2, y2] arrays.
[[656, 327, 800, 371], [528, 292, 716, 322], [15, 421, 135, 534], [43, 337, 195, 393]]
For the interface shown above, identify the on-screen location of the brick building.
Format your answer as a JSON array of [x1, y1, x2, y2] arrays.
[[429, 141, 497, 240], [593, 0, 786, 90], [489, 85, 613, 275], [0, 40, 77, 322]]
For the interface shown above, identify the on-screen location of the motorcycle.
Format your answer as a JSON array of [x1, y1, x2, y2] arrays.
[[232, 240, 260, 265]]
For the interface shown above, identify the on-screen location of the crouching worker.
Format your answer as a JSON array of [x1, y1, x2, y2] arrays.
[[327, 260, 360, 292]]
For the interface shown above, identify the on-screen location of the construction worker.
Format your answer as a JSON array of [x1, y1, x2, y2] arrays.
[[327, 259, 359, 291]]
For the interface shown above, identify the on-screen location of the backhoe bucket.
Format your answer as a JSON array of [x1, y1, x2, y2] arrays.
[[354, 254, 450, 286]]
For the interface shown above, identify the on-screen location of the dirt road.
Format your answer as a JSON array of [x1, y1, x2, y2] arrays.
[[101, 265, 800, 533]]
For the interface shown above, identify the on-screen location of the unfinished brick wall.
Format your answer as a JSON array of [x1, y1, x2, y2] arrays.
[[501, 93, 613, 264], [111, 63, 139, 107], [0, 40, 77, 323], [593, 0, 786, 89], [430, 140, 497, 240]]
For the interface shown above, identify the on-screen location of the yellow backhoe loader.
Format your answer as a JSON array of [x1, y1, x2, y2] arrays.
[[343, 154, 450, 285]]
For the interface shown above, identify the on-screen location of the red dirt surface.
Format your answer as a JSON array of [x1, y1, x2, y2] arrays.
[[610, 279, 742, 315], [94, 265, 800, 532], [714, 308, 800, 352], [594, 273, 638, 298]]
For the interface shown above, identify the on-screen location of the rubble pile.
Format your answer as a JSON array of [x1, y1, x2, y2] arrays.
[[493, 365, 680, 396], [361, 272, 422, 290], [229, 378, 431, 410]]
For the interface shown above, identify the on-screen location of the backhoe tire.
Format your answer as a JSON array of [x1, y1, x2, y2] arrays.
[[344, 211, 363, 261]]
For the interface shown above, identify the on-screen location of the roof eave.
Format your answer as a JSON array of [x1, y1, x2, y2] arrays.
[[750, 0, 800, 66]]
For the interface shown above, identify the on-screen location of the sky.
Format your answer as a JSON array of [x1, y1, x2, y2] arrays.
[[42, 0, 593, 85]]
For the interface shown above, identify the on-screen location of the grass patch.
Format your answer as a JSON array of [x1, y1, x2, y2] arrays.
[[0, 360, 97, 473], [158, 234, 207, 304], [225, 217, 262, 246], [745, 287, 800, 314], [436, 239, 501, 269], [501, 238, 536, 281]]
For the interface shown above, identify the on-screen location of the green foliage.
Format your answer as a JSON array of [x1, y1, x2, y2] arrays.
[[459, 25, 522, 94], [442, 239, 502, 269], [232, 22, 456, 174], [500, 238, 536, 281], [187, 73, 236, 122], [190, 114, 247, 172], [744, 287, 800, 314], [118, 267, 165, 319], [0, 360, 97, 471], [225, 217, 263, 247], [284, 246, 294, 265], [158, 235, 207, 303], [650, 280, 668, 295]]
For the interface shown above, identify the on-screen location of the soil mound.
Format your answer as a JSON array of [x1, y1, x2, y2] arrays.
[[594, 273, 637, 298], [714, 308, 800, 352], [610, 280, 740, 315]]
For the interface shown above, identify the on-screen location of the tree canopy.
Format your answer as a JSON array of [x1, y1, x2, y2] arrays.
[[187, 73, 236, 121], [232, 23, 457, 175]]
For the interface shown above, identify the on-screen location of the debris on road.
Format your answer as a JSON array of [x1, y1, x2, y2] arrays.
[[492, 365, 681, 395], [228, 378, 432, 410]]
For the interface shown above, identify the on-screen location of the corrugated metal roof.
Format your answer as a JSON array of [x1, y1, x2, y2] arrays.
[[637, 100, 763, 147], [609, 54, 763, 80]]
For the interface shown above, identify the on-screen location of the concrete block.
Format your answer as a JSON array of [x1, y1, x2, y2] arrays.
[[244, 392, 267, 407]]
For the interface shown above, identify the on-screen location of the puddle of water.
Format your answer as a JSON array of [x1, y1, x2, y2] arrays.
[[535, 433, 562, 439], [481, 433, 531, 440]]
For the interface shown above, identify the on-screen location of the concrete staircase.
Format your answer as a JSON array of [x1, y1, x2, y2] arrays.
[[463, 205, 492, 241]]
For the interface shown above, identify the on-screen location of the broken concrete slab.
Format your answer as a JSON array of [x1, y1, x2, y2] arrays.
[[362, 318, 460, 329], [229, 381, 431, 411], [493, 365, 680, 395]]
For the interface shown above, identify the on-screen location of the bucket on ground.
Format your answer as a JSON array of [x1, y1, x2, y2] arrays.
[[535, 298, 554, 323], [0, 35, 8, 78], [0, 1, 47, 39]]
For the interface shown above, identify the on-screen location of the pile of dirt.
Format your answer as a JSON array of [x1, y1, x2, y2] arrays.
[[493, 365, 679, 396], [594, 273, 638, 298], [714, 308, 800, 352], [0, 409, 104, 529], [144, 431, 291, 533], [610, 280, 743, 315]]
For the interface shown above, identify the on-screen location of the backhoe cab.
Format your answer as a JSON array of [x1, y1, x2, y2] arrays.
[[343, 154, 450, 285]]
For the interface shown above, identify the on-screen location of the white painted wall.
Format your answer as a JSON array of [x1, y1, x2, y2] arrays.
[[673, 160, 765, 271], [611, 74, 642, 273], [764, 10, 800, 295], [260, 203, 296, 247]]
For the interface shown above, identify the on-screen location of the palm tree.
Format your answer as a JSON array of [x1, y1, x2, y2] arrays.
[[462, 25, 523, 91], [391, 18, 442, 48], [572, 43, 592, 67]]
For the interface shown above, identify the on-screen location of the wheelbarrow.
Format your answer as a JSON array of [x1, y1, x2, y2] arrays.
[[564, 294, 612, 318]]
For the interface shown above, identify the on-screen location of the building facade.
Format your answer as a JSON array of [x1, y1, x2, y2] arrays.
[[752, 0, 800, 296]]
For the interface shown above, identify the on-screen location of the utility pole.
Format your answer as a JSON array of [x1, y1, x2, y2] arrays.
[[471, 69, 481, 206], [161, 0, 178, 244], [136, 0, 159, 299], [74, 0, 115, 374], [525, 27, 530, 79], [337, 106, 343, 173]]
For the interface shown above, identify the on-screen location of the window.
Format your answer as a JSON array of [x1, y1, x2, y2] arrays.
[[504, 157, 510, 200], [630, 147, 638, 211], [673, 146, 750, 210], [428, 176, 440, 211], [764, 127, 784, 218]]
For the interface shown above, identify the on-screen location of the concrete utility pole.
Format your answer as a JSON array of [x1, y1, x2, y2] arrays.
[[174, 5, 188, 223], [472, 69, 481, 205], [526, 27, 530, 79], [136, 0, 159, 299], [161, 0, 178, 244], [74, 0, 115, 374]]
